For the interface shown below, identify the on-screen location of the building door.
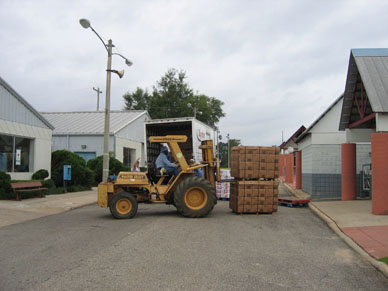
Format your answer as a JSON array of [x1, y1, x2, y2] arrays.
[[123, 147, 136, 167]]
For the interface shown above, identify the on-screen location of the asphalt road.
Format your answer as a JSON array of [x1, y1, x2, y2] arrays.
[[0, 200, 387, 290]]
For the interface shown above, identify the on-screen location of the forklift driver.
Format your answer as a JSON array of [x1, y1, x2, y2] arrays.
[[155, 145, 180, 177]]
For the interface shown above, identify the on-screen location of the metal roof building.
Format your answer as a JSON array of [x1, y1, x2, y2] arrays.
[[340, 48, 388, 132], [41, 111, 148, 135], [337, 48, 388, 214], [0, 76, 53, 180], [41, 111, 151, 167]]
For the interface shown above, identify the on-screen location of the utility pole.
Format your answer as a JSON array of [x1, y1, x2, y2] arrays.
[[93, 87, 102, 111], [227, 133, 230, 169]]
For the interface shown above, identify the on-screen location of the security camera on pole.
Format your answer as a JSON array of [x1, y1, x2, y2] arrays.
[[80, 18, 132, 182]]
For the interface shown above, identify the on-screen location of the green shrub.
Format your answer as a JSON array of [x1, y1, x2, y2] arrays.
[[32, 169, 49, 180], [41, 179, 56, 189], [51, 150, 94, 188], [0, 171, 12, 200], [87, 156, 130, 184]]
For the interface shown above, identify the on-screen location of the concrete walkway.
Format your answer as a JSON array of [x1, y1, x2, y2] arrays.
[[309, 200, 388, 259], [0, 189, 97, 228], [283, 182, 388, 278]]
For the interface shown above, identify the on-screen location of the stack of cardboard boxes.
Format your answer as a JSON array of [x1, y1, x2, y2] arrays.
[[216, 169, 231, 199], [229, 146, 280, 214]]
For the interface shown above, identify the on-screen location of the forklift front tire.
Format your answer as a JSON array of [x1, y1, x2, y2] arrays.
[[109, 192, 138, 219]]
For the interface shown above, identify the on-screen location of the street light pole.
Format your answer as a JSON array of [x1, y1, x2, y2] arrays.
[[102, 39, 113, 183], [227, 133, 230, 169], [79, 18, 132, 183]]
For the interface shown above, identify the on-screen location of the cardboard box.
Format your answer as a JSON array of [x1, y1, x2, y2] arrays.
[[259, 146, 276, 155], [266, 163, 275, 170], [263, 205, 273, 213], [233, 204, 244, 213], [244, 204, 257, 213], [231, 146, 280, 179], [245, 162, 254, 170], [253, 154, 260, 162], [245, 154, 254, 162], [244, 197, 252, 205], [236, 197, 245, 206], [264, 197, 273, 205]]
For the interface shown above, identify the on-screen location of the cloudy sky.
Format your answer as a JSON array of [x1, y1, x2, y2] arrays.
[[1, 0, 387, 146]]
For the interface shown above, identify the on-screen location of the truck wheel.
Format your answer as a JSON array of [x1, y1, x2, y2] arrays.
[[174, 176, 217, 218], [109, 192, 138, 219]]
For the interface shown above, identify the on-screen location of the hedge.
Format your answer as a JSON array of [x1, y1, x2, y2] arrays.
[[51, 150, 94, 188]]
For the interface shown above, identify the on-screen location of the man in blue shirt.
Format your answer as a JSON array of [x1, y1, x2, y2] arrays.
[[155, 146, 180, 176], [190, 158, 204, 177]]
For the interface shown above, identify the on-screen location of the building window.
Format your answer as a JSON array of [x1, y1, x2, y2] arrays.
[[0, 135, 13, 172], [0, 134, 32, 172], [123, 148, 131, 167], [75, 152, 96, 162]]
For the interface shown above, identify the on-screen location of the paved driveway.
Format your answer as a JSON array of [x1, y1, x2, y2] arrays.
[[0, 200, 387, 290]]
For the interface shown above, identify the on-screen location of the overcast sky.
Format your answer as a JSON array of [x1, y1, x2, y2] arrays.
[[1, 0, 388, 146]]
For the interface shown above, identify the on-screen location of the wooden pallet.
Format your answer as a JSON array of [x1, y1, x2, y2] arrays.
[[278, 197, 310, 208], [217, 197, 230, 201]]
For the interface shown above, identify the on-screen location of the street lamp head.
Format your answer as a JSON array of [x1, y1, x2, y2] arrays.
[[125, 59, 133, 66], [115, 70, 125, 78], [107, 69, 125, 79], [79, 18, 91, 29]]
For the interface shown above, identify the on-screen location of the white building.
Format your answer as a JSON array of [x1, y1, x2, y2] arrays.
[[295, 48, 388, 200], [41, 111, 150, 167], [338, 48, 388, 214], [296, 95, 350, 198], [0, 77, 54, 180]]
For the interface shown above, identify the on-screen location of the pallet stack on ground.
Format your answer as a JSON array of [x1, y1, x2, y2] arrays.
[[229, 180, 279, 213], [216, 169, 231, 199], [229, 146, 280, 214], [231, 146, 280, 179]]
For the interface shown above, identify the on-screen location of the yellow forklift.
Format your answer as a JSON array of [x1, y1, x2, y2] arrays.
[[97, 135, 220, 219]]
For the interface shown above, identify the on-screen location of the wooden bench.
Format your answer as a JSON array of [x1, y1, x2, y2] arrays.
[[10, 181, 48, 201]]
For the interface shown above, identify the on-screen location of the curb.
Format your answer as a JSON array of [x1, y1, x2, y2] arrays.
[[282, 182, 388, 279], [66, 202, 97, 210]]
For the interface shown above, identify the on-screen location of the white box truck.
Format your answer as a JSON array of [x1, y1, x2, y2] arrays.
[[144, 117, 216, 164]]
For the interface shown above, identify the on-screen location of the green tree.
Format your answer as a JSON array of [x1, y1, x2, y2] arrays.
[[123, 87, 151, 111], [123, 69, 225, 127], [219, 139, 241, 168], [87, 156, 130, 184]]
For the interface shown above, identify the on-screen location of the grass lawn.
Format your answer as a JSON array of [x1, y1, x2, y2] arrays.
[[378, 257, 388, 265]]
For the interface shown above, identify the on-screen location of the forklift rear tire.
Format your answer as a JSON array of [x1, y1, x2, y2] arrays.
[[174, 176, 217, 218], [109, 192, 138, 219]]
